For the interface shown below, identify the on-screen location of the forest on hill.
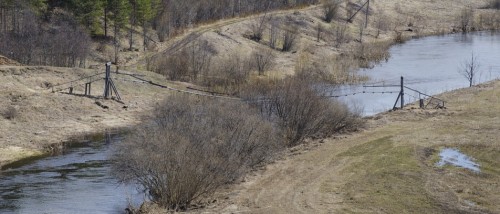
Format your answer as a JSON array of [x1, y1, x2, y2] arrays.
[[0, 0, 319, 67]]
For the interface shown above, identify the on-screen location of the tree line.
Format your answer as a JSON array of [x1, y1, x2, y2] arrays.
[[0, 0, 320, 67]]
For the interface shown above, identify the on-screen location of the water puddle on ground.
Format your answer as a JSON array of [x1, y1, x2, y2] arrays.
[[436, 148, 480, 172]]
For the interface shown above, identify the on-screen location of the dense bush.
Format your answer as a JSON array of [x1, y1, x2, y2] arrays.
[[241, 77, 362, 146], [322, 0, 341, 23], [112, 95, 281, 210]]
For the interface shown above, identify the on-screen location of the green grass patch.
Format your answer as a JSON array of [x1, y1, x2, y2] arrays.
[[334, 136, 445, 213], [459, 144, 500, 176]]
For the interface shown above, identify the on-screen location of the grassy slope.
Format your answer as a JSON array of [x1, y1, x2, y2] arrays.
[[201, 80, 499, 213], [0, 65, 189, 167]]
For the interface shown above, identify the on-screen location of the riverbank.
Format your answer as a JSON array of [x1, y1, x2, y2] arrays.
[[187, 79, 500, 213], [0, 65, 188, 169]]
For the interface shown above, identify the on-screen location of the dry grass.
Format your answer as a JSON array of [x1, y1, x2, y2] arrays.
[[0, 65, 179, 167]]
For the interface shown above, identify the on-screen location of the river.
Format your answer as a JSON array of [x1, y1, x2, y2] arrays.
[[1, 31, 500, 213], [0, 135, 142, 214], [336, 31, 500, 115]]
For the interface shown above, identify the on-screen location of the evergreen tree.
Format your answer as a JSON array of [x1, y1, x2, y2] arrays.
[[69, 0, 104, 35]]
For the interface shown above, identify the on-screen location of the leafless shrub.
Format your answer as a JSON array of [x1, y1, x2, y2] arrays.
[[295, 53, 368, 84], [250, 15, 268, 42], [251, 48, 275, 75], [188, 40, 216, 81], [241, 78, 362, 146], [282, 26, 298, 52], [202, 54, 251, 94], [334, 23, 351, 47], [155, 52, 190, 81], [375, 11, 390, 38], [478, 11, 500, 30], [351, 42, 391, 68], [154, 40, 215, 81], [322, 0, 341, 23], [2, 106, 17, 120], [112, 95, 281, 211], [458, 52, 480, 87], [294, 53, 336, 83], [393, 31, 406, 44], [458, 6, 474, 33], [316, 23, 324, 42]]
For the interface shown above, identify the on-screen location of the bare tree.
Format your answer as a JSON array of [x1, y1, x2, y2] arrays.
[[458, 52, 480, 87], [250, 14, 268, 42], [251, 48, 275, 75], [269, 19, 279, 49], [282, 26, 298, 52]]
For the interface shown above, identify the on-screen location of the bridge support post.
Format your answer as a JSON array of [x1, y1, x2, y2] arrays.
[[400, 76, 404, 109], [104, 62, 111, 99]]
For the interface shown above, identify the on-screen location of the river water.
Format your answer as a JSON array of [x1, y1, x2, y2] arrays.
[[0, 135, 142, 214], [336, 31, 500, 115], [1, 31, 500, 213]]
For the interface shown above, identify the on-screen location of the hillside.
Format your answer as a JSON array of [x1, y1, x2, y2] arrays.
[[125, 0, 493, 83]]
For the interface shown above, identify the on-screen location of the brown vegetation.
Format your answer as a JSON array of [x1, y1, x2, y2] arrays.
[[112, 95, 282, 210], [154, 0, 319, 41], [0, 7, 90, 67], [241, 77, 362, 146]]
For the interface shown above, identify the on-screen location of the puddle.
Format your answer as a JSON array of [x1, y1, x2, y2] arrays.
[[436, 148, 480, 172]]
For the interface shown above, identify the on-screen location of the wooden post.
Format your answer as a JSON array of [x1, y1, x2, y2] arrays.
[[400, 76, 404, 109], [419, 99, 424, 108], [69, 87, 73, 94], [104, 62, 111, 98]]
